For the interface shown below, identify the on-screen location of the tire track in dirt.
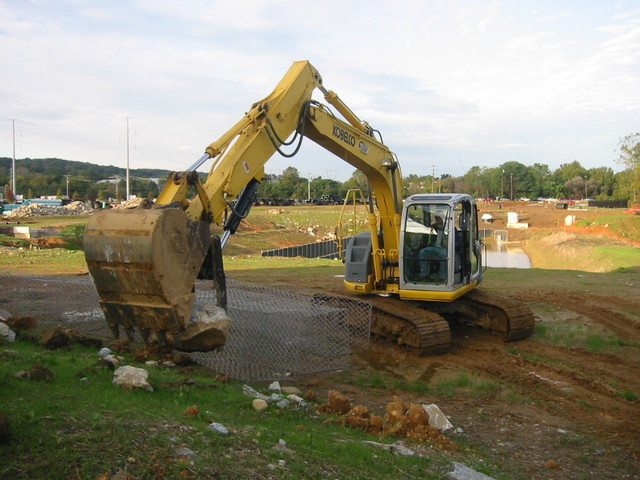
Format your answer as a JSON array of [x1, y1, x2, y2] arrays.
[[444, 341, 639, 453], [518, 291, 640, 343]]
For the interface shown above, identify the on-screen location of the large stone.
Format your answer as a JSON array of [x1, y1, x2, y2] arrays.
[[423, 404, 454, 432], [113, 366, 153, 392], [447, 462, 496, 480], [252, 399, 269, 411], [0, 323, 15, 343], [176, 303, 230, 352]]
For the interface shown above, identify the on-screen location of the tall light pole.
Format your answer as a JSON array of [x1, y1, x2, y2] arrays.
[[64, 175, 71, 199], [126, 117, 131, 201]]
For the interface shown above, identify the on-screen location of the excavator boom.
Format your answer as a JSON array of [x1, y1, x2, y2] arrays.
[[84, 61, 355, 352]]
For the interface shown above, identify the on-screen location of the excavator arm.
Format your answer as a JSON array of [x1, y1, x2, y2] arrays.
[[84, 61, 403, 352]]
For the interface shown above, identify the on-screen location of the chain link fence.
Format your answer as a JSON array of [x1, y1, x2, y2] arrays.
[[0, 273, 371, 381]]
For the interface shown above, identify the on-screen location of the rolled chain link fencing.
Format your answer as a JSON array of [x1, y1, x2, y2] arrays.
[[0, 274, 372, 381]]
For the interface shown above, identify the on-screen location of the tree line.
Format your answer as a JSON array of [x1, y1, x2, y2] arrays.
[[1, 133, 638, 204]]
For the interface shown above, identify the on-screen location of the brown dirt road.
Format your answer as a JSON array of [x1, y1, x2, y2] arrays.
[[292, 202, 640, 480]]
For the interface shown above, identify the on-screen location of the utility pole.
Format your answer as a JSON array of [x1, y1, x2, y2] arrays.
[[431, 165, 436, 193], [64, 175, 71, 199], [307, 173, 312, 200], [584, 176, 588, 199], [11, 119, 17, 199], [510, 173, 514, 201], [501, 169, 504, 200], [126, 117, 131, 201]]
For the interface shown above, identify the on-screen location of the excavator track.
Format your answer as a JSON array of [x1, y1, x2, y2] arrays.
[[367, 296, 451, 356], [444, 289, 536, 341], [334, 289, 533, 356], [312, 293, 451, 356]]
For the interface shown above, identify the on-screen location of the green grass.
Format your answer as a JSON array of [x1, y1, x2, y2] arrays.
[[0, 247, 87, 275], [620, 390, 638, 402], [0, 337, 464, 480], [576, 213, 640, 243], [533, 324, 637, 353], [593, 245, 640, 270], [533, 323, 586, 348], [0, 234, 32, 248], [354, 374, 387, 389]]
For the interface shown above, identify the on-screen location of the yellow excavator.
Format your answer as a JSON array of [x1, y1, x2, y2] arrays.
[[84, 61, 534, 355]]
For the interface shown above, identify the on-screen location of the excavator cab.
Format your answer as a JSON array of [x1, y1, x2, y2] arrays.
[[398, 194, 482, 300]]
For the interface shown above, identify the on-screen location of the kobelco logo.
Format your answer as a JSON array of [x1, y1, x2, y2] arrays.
[[332, 125, 356, 147]]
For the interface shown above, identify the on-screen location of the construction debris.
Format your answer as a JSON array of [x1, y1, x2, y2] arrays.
[[2, 201, 94, 219], [316, 391, 457, 449]]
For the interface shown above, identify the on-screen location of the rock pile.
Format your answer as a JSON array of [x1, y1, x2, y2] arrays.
[[2, 201, 94, 219], [317, 390, 457, 449], [112, 198, 146, 209]]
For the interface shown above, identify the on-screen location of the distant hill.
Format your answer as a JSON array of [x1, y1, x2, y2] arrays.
[[0, 157, 171, 182], [0, 157, 171, 200]]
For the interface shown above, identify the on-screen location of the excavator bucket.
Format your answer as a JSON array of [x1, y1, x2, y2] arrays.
[[84, 206, 229, 352]]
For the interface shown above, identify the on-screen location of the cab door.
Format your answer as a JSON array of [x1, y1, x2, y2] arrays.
[[452, 199, 482, 286]]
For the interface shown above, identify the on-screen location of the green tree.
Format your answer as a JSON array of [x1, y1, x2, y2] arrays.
[[340, 170, 368, 197], [527, 163, 551, 198], [312, 178, 341, 198], [500, 161, 532, 199], [588, 167, 615, 199], [616, 133, 640, 204]]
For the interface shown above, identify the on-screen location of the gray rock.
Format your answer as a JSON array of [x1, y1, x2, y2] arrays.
[[286, 394, 308, 407], [242, 384, 269, 401], [101, 355, 124, 368], [269, 393, 284, 403], [97, 347, 111, 357], [207, 422, 229, 435], [113, 366, 153, 392], [268, 381, 281, 391], [175, 446, 196, 457], [447, 462, 496, 480], [282, 386, 302, 395], [272, 439, 295, 455], [423, 404, 454, 432], [362, 441, 418, 457], [0, 323, 16, 342]]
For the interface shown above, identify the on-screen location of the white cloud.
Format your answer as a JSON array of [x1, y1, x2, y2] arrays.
[[0, 0, 638, 181]]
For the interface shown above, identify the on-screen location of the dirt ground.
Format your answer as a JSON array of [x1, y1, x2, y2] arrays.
[[7, 202, 636, 479], [293, 202, 640, 480]]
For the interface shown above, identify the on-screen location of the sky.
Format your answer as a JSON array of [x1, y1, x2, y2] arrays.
[[1, 0, 639, 182]]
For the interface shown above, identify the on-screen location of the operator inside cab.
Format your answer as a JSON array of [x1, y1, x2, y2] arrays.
[[403, 204, 469, 285]]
